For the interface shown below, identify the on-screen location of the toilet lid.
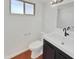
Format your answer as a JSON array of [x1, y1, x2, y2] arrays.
[[29, 41, 43, 49]]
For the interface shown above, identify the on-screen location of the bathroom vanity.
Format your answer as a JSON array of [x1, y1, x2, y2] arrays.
[[43, 39, 73, 59], [43, 31, 74, 59]]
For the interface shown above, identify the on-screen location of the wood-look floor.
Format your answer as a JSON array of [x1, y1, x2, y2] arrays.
[[11, 50, 43, 59]]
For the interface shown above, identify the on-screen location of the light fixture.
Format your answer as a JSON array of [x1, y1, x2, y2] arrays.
[[18, 0, 32, 2], [50, 0, 63, 5]]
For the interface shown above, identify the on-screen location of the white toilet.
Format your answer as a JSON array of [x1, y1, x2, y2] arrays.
[[29, 33, 44, 59], [29, 40, 43, 59]]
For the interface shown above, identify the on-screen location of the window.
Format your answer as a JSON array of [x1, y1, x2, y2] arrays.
[[11, 0, 24, 14], [25, 2, 35, 15], [10, 0, 35, 15]]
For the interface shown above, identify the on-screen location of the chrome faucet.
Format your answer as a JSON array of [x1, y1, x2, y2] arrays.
[[63, 26, 70, 37]]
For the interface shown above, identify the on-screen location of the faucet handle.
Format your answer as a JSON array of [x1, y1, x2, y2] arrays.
[[67, 26, 70, 30], [63, 28, 66, 32]]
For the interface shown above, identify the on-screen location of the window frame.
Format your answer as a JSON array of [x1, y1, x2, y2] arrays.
[[10, 0, 35, 16], [24, 1, 35, 16]]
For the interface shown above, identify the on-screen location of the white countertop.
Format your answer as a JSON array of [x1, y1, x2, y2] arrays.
[[43, 32, 74, 58]]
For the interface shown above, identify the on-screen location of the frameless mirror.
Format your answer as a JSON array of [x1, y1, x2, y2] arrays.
[[57, 2, 74, 31]]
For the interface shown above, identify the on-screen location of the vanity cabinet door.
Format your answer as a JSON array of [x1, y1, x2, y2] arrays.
[[55, 49, 73, 59], [43, 40, 55, 59], [55, 51, 67, 59]]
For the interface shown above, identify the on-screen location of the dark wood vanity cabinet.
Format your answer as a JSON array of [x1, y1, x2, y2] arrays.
[[43, 39, 55, 59], [43, 39, 73, 59]]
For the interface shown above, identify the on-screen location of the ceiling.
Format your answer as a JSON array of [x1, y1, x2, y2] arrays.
[[23, 0, 74, 7], [24, 0, 74, 3]]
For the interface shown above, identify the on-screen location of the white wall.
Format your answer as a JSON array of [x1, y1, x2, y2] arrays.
[[43, 4, 58, 33], [4, 0, 43, 59]]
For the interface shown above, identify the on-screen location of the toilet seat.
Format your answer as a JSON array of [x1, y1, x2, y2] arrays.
[[29, 40, 43, 49]]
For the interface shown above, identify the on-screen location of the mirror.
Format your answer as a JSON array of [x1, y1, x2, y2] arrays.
[[57, 2, 74, 31]]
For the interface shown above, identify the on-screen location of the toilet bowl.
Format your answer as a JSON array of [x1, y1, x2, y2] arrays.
[[29, 40, 43, 59]]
